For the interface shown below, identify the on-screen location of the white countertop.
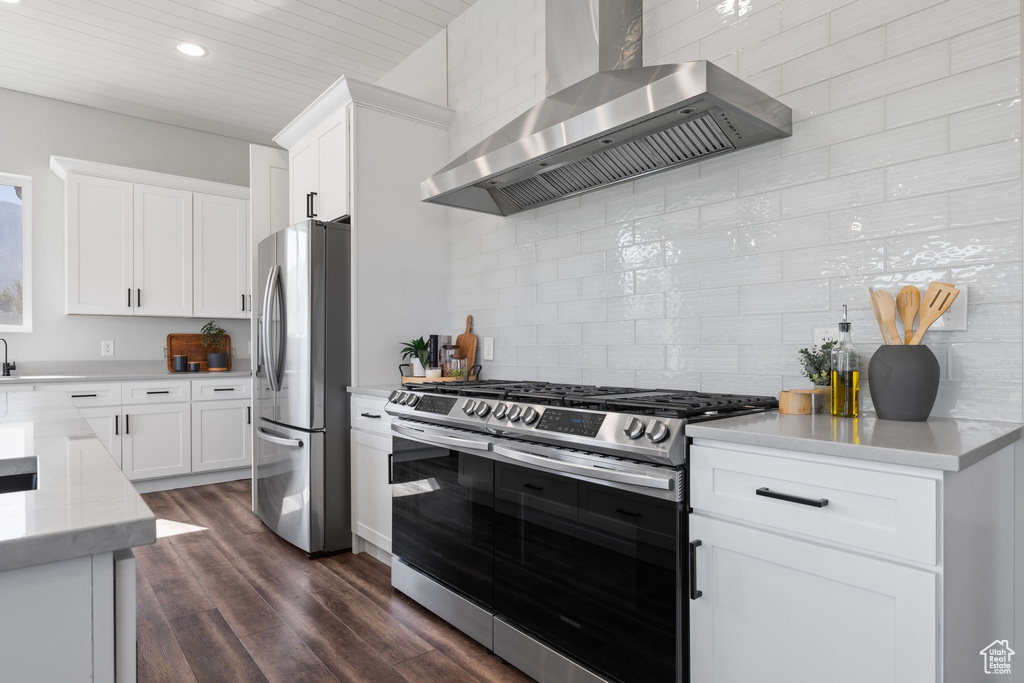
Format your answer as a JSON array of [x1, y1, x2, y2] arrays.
[[348, 384, 399, 398], [0, 359, 251, 384], [687, 412, 1023, 471], [0, 391, 155, 572]]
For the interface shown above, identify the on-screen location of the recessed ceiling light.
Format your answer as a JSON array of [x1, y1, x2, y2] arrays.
[[176, 42, 208, 57]]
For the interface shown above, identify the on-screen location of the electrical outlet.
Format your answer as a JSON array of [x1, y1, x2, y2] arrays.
[[101, 340, 114, 356], [813, 328, 840, 348], [483, 337, 494, 361], [928, 286, 968, 331]]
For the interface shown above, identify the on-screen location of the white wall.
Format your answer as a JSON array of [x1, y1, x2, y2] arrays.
[[0, 87, 253, 362], [376, 30, 448, 107], [436, 0, 1022, 422]]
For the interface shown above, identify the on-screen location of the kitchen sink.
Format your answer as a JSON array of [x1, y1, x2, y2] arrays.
[[0, 457, 37, 494]]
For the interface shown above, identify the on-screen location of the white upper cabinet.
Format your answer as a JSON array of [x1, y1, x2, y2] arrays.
[[66, 174, 134, 315], [193, 192, 249, 319], [287, 105, 349, 224], [133, 184, 193, 317]]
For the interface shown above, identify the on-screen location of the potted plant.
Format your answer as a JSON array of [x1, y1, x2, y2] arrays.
[[797, 340, 836, 387], [201, 320, 229, 371], [401, 337, 429, 377]]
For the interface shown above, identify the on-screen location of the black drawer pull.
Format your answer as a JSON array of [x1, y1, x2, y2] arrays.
[[71, 393, 98, 398], [615, 507, 642, 518], [114, 414, 118, 436], [522, 483, 543, 492], [125, 414, 129, 435], [756, 487, 828, 508], [246, 406, 251, 425], [360, 412, 381, 419], [146, 390, 170, 395], [213, 387, 235, 392], [689, 540, 702, 600]]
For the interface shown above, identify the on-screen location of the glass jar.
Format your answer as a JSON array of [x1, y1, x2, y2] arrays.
[[450, 354, 468, 380], [441, 344, 458, 377]]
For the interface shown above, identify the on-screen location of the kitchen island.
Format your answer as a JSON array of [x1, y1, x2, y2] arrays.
[[0, 390, 156, 682]]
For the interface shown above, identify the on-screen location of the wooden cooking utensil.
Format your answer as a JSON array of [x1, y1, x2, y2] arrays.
[[870, 288, 903, 345], [908, 281, 960, 345], [868, 288, 892, 345], [456, 315, 478, 379], [896, 285, 921, 345]]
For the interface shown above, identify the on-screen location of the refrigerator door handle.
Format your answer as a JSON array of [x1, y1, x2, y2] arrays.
[[261, 265, 282, 391], [256, 426, 303, 448]]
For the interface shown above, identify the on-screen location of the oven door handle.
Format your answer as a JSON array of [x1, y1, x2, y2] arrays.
[[392, 423, 492, 451], [492, 444, 674, 490]]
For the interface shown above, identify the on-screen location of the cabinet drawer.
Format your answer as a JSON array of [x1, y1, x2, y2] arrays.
[[191, 377, 251, 401], [45, 382, 122, 407], [690, 444, 938, 565], [121, 380, 190, 404], [351, 395, 392, 435]]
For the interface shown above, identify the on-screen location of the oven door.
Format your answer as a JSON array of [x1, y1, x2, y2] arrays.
[[490, 442, 684, 683], [390, 420, 495, 608]]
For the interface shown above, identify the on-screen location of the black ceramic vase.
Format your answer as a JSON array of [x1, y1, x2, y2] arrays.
[[867, 345, 940, 421], [206, 352, 229, 370]]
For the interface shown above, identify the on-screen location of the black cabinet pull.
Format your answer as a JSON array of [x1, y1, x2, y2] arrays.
[[360, 412, 381, 419], [146, 390, 170, 395], [71, 393, 97, 398], [309, 191, 317, 218], [241, 294, 245, 311], [689, 540, 702, 600], [756, 487, 828, 508], [615, 507, 642, 518], [387, 452, 394, 485], [114, 414, 118, 436], [137, 288, 141, 307], [246, 406, 251, 425], [214, 387, 234, 392], [125, 414, 129, 435], [522, 483, 543, 491], [127, 288, 132, 307]]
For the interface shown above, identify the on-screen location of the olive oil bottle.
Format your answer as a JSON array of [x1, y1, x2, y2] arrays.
[[830, 305, 860, 418]]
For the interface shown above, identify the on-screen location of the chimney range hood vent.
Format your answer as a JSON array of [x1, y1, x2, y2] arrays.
[[422, 0, 792, 217]]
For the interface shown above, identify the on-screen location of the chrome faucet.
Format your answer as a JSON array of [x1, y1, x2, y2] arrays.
[[0, 339, 15, 377]]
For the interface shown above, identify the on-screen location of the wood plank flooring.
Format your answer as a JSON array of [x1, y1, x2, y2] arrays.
[[138, 480, 534, 683]]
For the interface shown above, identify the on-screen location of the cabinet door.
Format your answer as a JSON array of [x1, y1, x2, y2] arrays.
[[351, 429, 392, 552], [122, 403, 190, 480], [66, 174, 133, 315], [191, 399, 252, 473], [193, 192, 249, 319], [79, 406, 122, 468], [290, 138, 318, 224], [133, 184, 193, 317], [689, 515, 936, 683], [316, 107, 349, 221]]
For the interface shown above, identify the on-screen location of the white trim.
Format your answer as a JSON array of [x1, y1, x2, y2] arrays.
[[49, 156, 249, 200], [0, 172, 32, 333], [131, 466, 249, 493]]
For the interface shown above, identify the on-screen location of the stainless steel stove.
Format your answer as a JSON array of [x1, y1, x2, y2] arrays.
[[386, 381, 777, 683]]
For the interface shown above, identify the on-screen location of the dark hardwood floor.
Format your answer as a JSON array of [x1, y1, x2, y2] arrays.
[[138, 480, 534, 683]]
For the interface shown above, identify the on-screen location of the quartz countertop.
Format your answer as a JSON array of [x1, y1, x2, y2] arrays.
[[348, 384, 399, 399], [0, 391, 156, 572], [0, 360, 251, 384], [686, 412, 1023, 471]]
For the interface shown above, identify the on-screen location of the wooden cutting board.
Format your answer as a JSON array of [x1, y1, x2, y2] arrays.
[[166, 333, 232, 371], [456, 315, 477, 373]]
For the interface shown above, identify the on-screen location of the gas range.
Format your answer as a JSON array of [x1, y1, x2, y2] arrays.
[[386, 380, 777, 467]]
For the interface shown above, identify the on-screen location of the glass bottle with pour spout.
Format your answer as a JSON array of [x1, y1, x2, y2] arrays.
[[830, 304, 860, 418]]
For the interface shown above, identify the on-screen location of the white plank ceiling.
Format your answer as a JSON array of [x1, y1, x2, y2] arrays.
[[0, 0, 474, 142]]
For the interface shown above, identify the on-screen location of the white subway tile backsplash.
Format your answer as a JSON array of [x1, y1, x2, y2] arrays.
[[446, 0, 1022, 421]]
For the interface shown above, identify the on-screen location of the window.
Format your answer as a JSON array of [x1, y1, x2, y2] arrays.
[[0, 173, 31, 332]]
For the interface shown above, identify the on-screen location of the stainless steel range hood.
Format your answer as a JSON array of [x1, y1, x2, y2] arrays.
[[422, 0, 792, 216]]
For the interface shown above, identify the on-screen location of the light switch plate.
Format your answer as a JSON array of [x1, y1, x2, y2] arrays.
[[813, 328, 840, 348], [483, 337, 494, 361], [101, 340, 114, 356]]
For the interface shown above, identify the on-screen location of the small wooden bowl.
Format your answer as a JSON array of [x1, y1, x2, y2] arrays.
[[779, 389, 828, 414]]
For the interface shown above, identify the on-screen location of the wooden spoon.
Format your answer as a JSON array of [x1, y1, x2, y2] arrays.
[[909, 281, 960, 345], [868, 288, 891, 345], [871, 289, 903, 345], [896, 285, 921, 345]]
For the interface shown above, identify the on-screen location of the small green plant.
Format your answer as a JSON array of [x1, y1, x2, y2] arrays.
[[797, 340, 837, 386], [401, 337, 429, 367], [200, 320, 228, 352], [450, 368, 466, 378]]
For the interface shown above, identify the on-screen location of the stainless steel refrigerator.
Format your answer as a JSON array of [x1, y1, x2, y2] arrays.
[[254, 218, 351, 554]]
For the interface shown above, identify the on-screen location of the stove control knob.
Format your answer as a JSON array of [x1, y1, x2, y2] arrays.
[[462, 400, 477, 415], [623, 417, 646, 439], [522, 407, 539, 425], [388, 390, 401, 402], [647, 420, 670, 444], [475, 402, 491, 417], [397, 392, 411, 405], [507, 405, 523, 422], [494, 402, 508, 419], [406, 394, 420, 407]]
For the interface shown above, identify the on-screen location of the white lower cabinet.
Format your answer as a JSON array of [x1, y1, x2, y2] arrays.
[[688, 515, 935, 683], [351, 428, 392, 553], [191, 398, 252, 472], [122, 403, 191, 480], [78, 406, 122, 468]]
